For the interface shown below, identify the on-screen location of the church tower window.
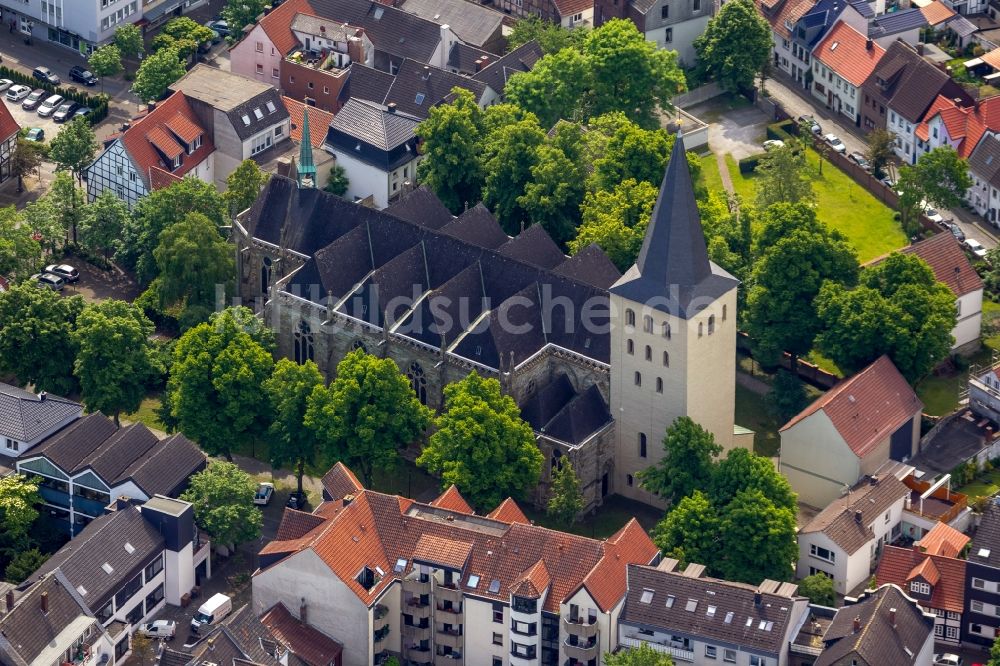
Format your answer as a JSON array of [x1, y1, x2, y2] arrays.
[[626, 309, 635, 327], [722, 304, 727, 321], [627, 339, 634, 355], [294, 320, 314, 364], [656, 378, 663, 393], [551, 449, 562, 474], [634, 372, 641, 387], [261, 256, 272, 295], [643, 315, 653, 333], [638, 433, 647, 458], [407, 362, 427, 405], [663, 351, 669, 367], [698, 322, 704, 338], [645, 345, 652, 361], [708, 315, 716, 335], [662, 322, 671, 339]]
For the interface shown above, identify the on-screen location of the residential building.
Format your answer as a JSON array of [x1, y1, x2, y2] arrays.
[[810, 21, 885, 125], [261, 602, 345, 666], [398, 0, 506, 53], [812, 584, 935, 666], [161, 604, 292, 665], [796, 474, 909, 595], [0, 100, 20, 185], [280, 16, 371, 113], [964, 360, 1000, 423], [0, 571, 118, 666], [498, 0, 593, 28], [593, 0, 715, 66], [345, 59, 496, 120], [0, 0, 143, 55], [867, 8, 928, 48], [31, 495, 211, 655], [968, 133, 1000, 224], [325, 98, 421, 207], [915, 521, 969, 558], [618, 562, 810, 666], [16, 412, 206, 534], [779, 356, 923, 508], [252, 463, 660, 666], [876, 545, 967, 645], [0, 382, 81, 462], [900, 233, 983, 351], [85, 91, 215, 207], [964, 502, 1000, 646], [168, 64, 292, 189], [859, 40, 973, 161], [140, 0, 209, 30], [914, 94, 1000, 166], [467, 42, 543, 100]]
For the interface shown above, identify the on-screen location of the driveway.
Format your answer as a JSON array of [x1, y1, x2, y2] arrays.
[[689, 99, 770, 160], [59, 258, 142, 303]]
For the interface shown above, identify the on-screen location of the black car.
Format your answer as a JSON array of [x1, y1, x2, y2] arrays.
[[286, 491, 307, 509], [68, 65, 98, 86], [32, 66, 60, 86]]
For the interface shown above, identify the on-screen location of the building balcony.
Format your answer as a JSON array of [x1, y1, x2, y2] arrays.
[[402, 624, 432, 642], [374, 626, 391, 643], [39, 487, 71, 509], [434, 653, 463, 666], [619, 636, 693, 662], [406, 600, 432, 620], [435, 583, 464, 605], [284, 49, 351, 74], [404, 645, 432, 662], [374, 604, 390, 629], [562, 617, 599, 639], [563, 639, 599, 661], [404, 575, 432, 596], [436, 629, 463, 649], [435, 603, 463, 616]]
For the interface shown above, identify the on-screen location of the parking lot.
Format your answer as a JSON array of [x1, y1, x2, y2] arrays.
[[1, 82, 80, 142]]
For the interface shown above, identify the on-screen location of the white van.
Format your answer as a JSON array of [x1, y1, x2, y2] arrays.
[[190, 593, 232, 634]]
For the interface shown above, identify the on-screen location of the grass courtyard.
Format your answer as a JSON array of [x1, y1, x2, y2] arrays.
[[700, 148, 907, 263]]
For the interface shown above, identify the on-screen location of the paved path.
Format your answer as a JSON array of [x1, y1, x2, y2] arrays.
[[736, 370, 771, 396], [715, 152, 734, 195]]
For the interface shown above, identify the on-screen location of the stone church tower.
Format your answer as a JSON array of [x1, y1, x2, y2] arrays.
[[610, 134, 741, 505]]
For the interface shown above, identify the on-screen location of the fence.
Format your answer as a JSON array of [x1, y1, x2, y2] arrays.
[[671, 82, 724, 109], [736, 331, 840, 390]]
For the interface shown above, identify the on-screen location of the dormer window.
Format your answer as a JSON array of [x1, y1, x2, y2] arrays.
[[910, 580, 930, 595], [512, 595, 537, 614], [172, 154, 181, 169], [188, 134, 202, 154]]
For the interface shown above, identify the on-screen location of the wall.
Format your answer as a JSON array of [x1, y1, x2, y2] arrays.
[[283, 59, 349, 113], [672, 82, 723, 109], [811, 61, 860, 124], [465, 595, 506, 666], [796, 531, 851, 594], [955, 288, 984, 350], [332, 150, 391, 208], [779, 412, 861, 509], [86, 139, 148, 207], [210, 107, 242, 188], [231, 24, 284, 85]]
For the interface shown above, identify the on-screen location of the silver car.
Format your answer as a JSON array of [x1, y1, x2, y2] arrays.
[[37, 94, 64, 117]]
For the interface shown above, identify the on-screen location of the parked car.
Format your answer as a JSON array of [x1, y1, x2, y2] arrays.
[[73, 106, 93, 120], [31, 273, 64, 291], [286, 491, 307, 509], [44, 264, 79, 282], [0, 79, 14, 93], [5, 84, 30, 102], [209, 19, 230, 37], [137, 620, 176, 640], [21, 88, 46, 111], [848, 151, 870, 171], [823, 133, 847, 153], [37, 94, 64, 117], [948, 222, 966, 241], [879, 173, 897, 189], [24, 127, 44, 142], [202, 21, 222, 43], [933, 655, 963, 666], [964, 238, 989, 260], [191, 593, 233, 634], [254, 482, 274, 505], [52, 101, 77, 122], [797, 114, 822, 134], [68, 65, 98, 86], [920, 201, 945, 225], [32, 66, 60, 86], [762, 139, 785, 151]]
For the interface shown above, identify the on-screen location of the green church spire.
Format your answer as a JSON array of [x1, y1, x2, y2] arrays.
[[297, 106, 317, 188]]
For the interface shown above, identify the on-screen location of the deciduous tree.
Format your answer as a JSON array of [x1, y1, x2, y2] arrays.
[[694, 0, 772, 95], [131, 46, 186, 103], [912, 145, 972, 210], [519, 142, 586, 246], [417, 372, 543, 510], [638, 416, 722, 506], [180, 461, 262, 548], [865, 128, 895, 180], [48, 172, 86, 246], [80, 189, 130, 262], [767, 369, 809, 422], [718, 489, 797, 583], [650, 490, 718, 566], [798, 573, 836, 606], [221, 0, 269, 36], [754, 144, 814, 209], [88, 45, 123, 94], [604, 642, 673, 666], [4, 549, 48, 583], [505, 48, 589, 128], [711, 447, 797, 513], [325, 164, 349, 196], [9, 138, 44, 193], [0, 284, 85, 394], [152, 17, 215, 63], [305, 349, 432, 487], [225, 159, 268, 218], [0, 207, 41, 279], [546, 458, 585, 527], [0, 475, 40, 547], [416, 88, 484, 213], [482, 116, 546, 233], [506, 15, 588, 54], [115, 23, 144, 62], [570, 178, 657, 271], [263, 359, 325, 496], [589, 119, 672, 193], [73, 299, 158, 425]]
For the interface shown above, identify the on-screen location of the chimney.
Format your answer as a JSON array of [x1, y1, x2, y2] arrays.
[[889, 607, 897, 628], [300, 598, 308, 625], [40, 591, 48, 614], [387, 102, 397, 114], [320, 24, 326, 32], [754, 592, 762, 607], [869, 476, 878, 486], [476, 55, 489, 72], [5, 590, 13, 613], [207, 636, 216, 651], [853, 616, 861, 633], [866, 37, 873, 50], [854, 510, 863, 523], [37, 391, 46, 401]]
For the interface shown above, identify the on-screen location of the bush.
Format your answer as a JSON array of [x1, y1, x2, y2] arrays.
[[5, 548, 49, 583], [798, 573, 836, 607], [738, 153, 766, 174], [767, 119, 799, 142]]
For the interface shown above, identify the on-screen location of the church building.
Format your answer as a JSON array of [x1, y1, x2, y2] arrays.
[[232, 134, 748, 511]]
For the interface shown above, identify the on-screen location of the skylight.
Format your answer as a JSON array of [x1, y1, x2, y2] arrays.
[[102, 562, 114, 575], [640, 589, 654, 604], [685, 599, 698, 612], [394, 558, 407, 573], [414, 93, 426, 105], [124, 542, 135, 554], [266, 101, 276, 113], [759, 620, 768, 630], [489, 579, 501, 594], [665, 595, 675, 608], [706, 605, 716, 618], [830, 41, 839, 51], [242, 114, 251, 126], [724, 612, 734, 624], [254, 108, 264, 120], [980, 548, 992, 558], [745, 617, 753, 627], [77, 585, 87, 596], [375, 566, 385, 577], [467, 574, 480, 589], [373, 6, 384, 19]]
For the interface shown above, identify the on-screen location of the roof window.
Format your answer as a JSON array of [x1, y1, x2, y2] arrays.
[[102, 562, 114, 575], [266, 101, 276, 113], [394, 558, 408, 573], [356, 565, 382, 591], [77, 585, 87, 596], [706, 605, 716, 618], [685, 599, 697, 612], [467, 574, 480, 589], [980, 548, 992, 558], [640, 589, 654, 604], [254, 108, 264, 120], [415, 92, 425, 105], [489, 579, 501, 594], [665, 595, 675, 608], [124, 542, 135, 554], [724, 612, 734, 624], [374, 6, 384, 19], [745, 617, 753, 627], [242, 114, 251, 126]]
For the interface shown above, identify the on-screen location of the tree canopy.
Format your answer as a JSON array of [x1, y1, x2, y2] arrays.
[[0, 475, 40, 548], [638, 416, 721, 506], [506, 15, 589, 54], [152, 17, 215, 62], [416, 88, 485, 214], [754, 144, 815, 209], [0, 206, 41, 279], [305, 349, 432, 487], [263, 359, 326, 495], [716, 488, 797, 583], [482, 115, 547, 233], [181, 461, 262, 548], [694, 0, 772, 94], [88, 45, 123, 92], [131, 47, 186, 103], [417, 372, 543, 511], [547, 458, 585, 527], [222, 0, 269, 36], [80, 189, 130, 262], [604, 642, 674, 666], [224, 159, 268, 218], [798, 573, 836, 606], [115, 23, 144, 60], [651, 490, 718, 566], [569, 179, 658, 271]]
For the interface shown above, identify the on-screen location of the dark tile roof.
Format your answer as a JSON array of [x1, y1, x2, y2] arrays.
[[799, 475, 909, 554], [329, 97, 419, 150], [863, 41, 969, 123], [398, 0, 504, 49], [970, 133, 1000, 188], [384, 184, 454, 228], [440, 203, 509, 248], [520, 375, 612, 446], [472, 41, 543, 95], [33, 505, 165, 609], [970, 502, 1000, 567], [226, 88, 292, 141], [867, 7, 928, 38], [620, 564, 806, 657], [343, 63, 396, 106], [553, 244, 623, 290], [29, 412, 120, 472], [0, 382, 80, 442], [815, 584, 933, 666], [0, 571, 100, 666], [347, 60, 489, 119], [177, 605, 283, 665], [261, 603, 343, 666], [310, 0, 443, 63], [611, 134, 738, 318], [499, 224, 566, 269], [121, 433, 207, 497], [448, 42, 493, 74]]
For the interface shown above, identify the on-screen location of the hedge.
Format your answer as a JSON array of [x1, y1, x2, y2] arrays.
[[738, 153, 766, 174], [0, 65, 109, 124], [766, 119, 799, 143]]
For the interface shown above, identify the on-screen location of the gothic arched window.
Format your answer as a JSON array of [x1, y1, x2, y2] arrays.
[[643, 315, 653, 333], [627, 339, 634, 355], [261, 256, 272, 295], [638, 433, 647, 458], [294, 319, 314, 364], [662, 322, 671, 339], [663, 351, 669, 367], [645, 345, 652, 361], [551, 448, 563, 474], [407, 361, 427, 405], [352, 339, 367, 354], [656, 377, 663, 393]]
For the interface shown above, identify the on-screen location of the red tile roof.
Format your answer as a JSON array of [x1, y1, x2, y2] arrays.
[[165, 111, 203, 143], [760, 0, 817, 39], [430, 485, 474, 514], [920, 0, 955, 25], [551, 0, 593, 18], [412, 533, 475, 570], [120, 91, 214, 190], [257, 467, 658, 612], [815, 21, 886, 87], [781, 356, 922, 457], [876, 545, 966, 613], [275, 508, 328, 541], [900, 232, 983, 297], [984, 47, 1000, 71], [147, 166, 182, 191], [0, 101, 19, 142], [261, 602, 343, 666], [914, 94, 1000, 157], [283, 97, 334, 149], [511, 559, 551, 598], [915, 521, 970, 558], [259, 0, 313, 56], [487, 497, 530, 524], [321, 461, 364, 501]]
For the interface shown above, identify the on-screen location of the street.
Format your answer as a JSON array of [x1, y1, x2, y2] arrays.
[[763, 72, 1000, 250]]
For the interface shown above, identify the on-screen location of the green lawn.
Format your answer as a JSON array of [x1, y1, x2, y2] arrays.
[[735, 383, 781, 457], [523, 493, 663, 539], [699, 154, 725, 196], [958, 469, 1000, 501], [710, 149, 906, 263], [122, 393, 167, 433], [805, 350, 842, 377]]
